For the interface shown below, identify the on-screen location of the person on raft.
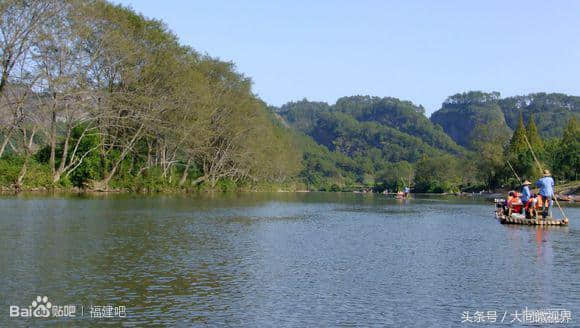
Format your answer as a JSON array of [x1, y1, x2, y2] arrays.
[[535, 169, 555, 218], [524, 194, 539, 219], [503, 191, 514, 215], [520, 180, 531, 204], [520, 180, 533, 219], [505, 191, 523, 216]]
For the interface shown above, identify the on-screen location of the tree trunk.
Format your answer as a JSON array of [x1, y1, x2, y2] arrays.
[[16, 157, 28, 189], [0, 61, 11, 96], [160, 141, 167, 178], [98, 124, 144, 189], [53, 126, 72, 183], [146, 140, 152, 168], [49, 107, 57, 175], [179, 157, 192, 186], [0, 127, 14, 158], [16, 129, 36, 190], [191, 175, 206, 186]]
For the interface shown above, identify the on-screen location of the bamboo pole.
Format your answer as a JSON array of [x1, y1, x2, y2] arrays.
[[522, 134, 568, 220], [506, 160, 522, 184]]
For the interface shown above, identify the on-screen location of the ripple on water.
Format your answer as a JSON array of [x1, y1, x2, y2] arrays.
[[0, 194, 578, 327]]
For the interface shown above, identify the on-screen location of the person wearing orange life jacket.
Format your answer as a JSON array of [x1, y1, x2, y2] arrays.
[[503, 191, 515, 215], [525, 194, 539, 219], [507, 191, 523, 216]]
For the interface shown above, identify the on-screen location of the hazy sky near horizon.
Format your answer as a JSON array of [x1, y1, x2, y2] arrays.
[[112, 0, 580, 115]]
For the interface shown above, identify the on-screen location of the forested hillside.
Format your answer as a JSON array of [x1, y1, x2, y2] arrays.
[[277, 93, 578, 193], [500, 93, 580, 138], [278, 97, 464, 157], [275, 97, 468, 190], [431, 91, 580, 149]]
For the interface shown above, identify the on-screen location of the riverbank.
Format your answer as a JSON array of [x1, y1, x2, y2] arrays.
[[2, 176, 579, 201], [2, 187, 578, 204], [556, 181, 580, 195]]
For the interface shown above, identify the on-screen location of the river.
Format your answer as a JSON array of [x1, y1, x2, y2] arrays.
[[0, 193, 578, 327]]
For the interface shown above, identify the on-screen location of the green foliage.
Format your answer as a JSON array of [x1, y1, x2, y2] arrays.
[[431, 91, 510, 148], [503, 113, 543, 182], [278, 99, 330, 135], [469, 127, 507, 190], [526, 113, 544, 153], [552, 117, 579, 181], [0, 156, 51, 189], [432, 92, 580, 149], [376, 161, 414, 192], [297, 134, 358, 190], [0, 156, 22, 186], [215, 179, 237, 192], [508, 112, 528, 154], [413, 155, 462, 193], [500, 93, 580, 138], [280, 96, 463, 159], [59, 126, 103, 188], [280, 92, 578, 193], [334, 96, 464, 154], [277, 96, 467, 190], [431, 91, 580, 150], [22, 161, 52, 188]]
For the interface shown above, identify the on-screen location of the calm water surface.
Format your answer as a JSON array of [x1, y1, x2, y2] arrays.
[[0, 193, 578, 327]]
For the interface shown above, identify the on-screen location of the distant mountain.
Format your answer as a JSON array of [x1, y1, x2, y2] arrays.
[[499, 93, 580, 138], [431, 91, 580, 149], [274, 96, 469, 188], [270, 91, 578, 190], [430, 92, 511, 148], [277, 96, 465, 164]]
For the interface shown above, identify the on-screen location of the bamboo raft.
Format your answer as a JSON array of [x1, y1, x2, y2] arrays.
[[495, 210, 569, 226]]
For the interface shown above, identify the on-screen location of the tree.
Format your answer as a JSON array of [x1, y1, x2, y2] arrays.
[[0, 0, 57, 95], [470, 121, 510, 189], [376, 161, 414, 192], [522, 113, 544, 178], [554, 117, 579, 181], [508, 112, 527, 154], [414, 155, 461, 193], [526, 113, 544, 153], [504, 112, 537, 183]]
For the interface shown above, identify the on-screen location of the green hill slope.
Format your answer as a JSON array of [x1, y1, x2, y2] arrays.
[[275, 96, 467, 188], [431, 91, 580, 149], [499, 93, 580, 138]]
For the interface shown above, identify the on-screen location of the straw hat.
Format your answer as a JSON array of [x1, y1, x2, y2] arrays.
[[522, 180, 532, 185], [543, 169, 551, 176]]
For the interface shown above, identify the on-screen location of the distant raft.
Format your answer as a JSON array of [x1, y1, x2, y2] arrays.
[[494, 210, 569, 226]]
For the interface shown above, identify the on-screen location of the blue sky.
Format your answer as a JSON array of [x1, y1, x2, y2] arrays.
[[112, 0, 580, 115]]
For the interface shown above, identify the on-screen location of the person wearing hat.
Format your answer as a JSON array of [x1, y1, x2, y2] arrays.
[[535, 169, 555, 218], [520, 180, 532, 204]]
